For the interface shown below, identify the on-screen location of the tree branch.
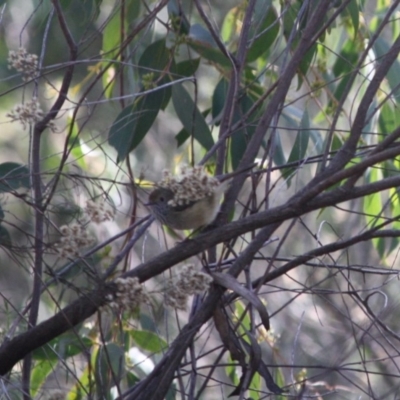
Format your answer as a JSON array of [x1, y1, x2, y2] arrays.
[[2, 168, 400, 376]]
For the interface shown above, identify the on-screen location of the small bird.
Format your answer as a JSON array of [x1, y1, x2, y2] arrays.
[[147, 180, 230, 230], [146, 164, 255, 230]]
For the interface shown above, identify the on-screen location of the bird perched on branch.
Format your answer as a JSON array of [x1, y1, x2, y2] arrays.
[[146, 164, 255, 230]]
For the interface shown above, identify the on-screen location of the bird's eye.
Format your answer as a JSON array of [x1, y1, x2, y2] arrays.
[[159, 196, 165, 202]]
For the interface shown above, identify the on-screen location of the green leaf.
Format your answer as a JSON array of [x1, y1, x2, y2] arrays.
[[102, 10, 123, 98], [166, 383, 178, 400], [102, 10, 122, 61], [129, 90, 166, 145], [375, 237, 386, 259], [344, 0, 359, 39], [67, 116, 86, 169], [167, 0, 190, 34], [0, 225, 12, 247], [379, 103, 400, 135], [249, 372, 262, 399], [230, 94, 256, 169], [129, 329, 168, 353], [126, 0, 141, 22], [33, 333, 93, 360], [31, 345, 58, 361], [127, 371, 140, 387], [373, 37, 400, 103], [363, 170, 383, 227], [175, 108, 211, 147], [140, 312, 158, 333], [333, 40, 358, 77], [282, 1, 302, 39], [108, 105, 137, 162], [226, 353, 241, 387], [273, 132, 287, 168], [389, 187, 400, 252], [331, 132, 344, 152], [310, 129, 323, 155], [329, 38, 359, 103], [246, 6, 279, 62], [66, 364, 91, 400], [221, 6, 241, 43], [212, 78, 229, 121], [274, 366, 287, 400], [363, 167, 385, 256], [212, 78, 260, 168], [0, 162, 30, 193], [281, 105, 322, 163], [281, 1, 318, 87], [138, 38, 173, 110], [31, 359, 58, 398], [332, 74, 353, 104], [297, 43, 317, 87], [57, 335, 93, 359], [253, 0, 272, 17], [282, 110, 310, 185], [243, 67, 265, 97], [175, 127, 190, 146], [138, 39, 170, 80], [95, 343, 125, 399], [188, 24, 231, 68], [173, 58, 200, 78], [234, 300, 252, 338], [363, 101, 378, 138], [187, 40, 231, 68], [89, 0, 102, 21], [60, 0, 101, 24], [108, 89, 165, 163], [172, 83, 214, 150]]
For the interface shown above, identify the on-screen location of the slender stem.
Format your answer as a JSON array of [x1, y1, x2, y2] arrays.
[[21, 128, 44, 400], [21, 1, 78, 396]]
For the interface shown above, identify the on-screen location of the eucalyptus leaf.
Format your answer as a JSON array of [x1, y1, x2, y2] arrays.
[[108, 89, 165, 163], [129, 329, 168, 353], [246, 6, 279, 62], [188, 24, 231, 68], [172, 83, 214, 150], [282, 110, 310, 185], [0, 163, 30, 193]]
